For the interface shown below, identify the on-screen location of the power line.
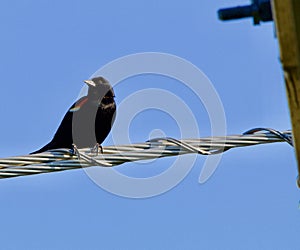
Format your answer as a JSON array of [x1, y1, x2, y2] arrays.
[[0, 128, 293, 179]]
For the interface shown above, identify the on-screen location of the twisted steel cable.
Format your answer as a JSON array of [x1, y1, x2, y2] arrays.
[[0, 128, 293, 179]]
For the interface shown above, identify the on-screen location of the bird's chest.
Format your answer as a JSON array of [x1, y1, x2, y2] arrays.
[[72, 102, 103, 127], [71, 104, 101, 145]]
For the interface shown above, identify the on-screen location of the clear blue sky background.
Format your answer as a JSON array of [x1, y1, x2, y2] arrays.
[[0, 0, 299, 249]]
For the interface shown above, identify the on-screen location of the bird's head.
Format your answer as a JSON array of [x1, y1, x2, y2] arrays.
[[84, 76, 115, 102]]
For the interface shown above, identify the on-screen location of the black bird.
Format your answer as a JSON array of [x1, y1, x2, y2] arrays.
[[32, 76, 116, 154]]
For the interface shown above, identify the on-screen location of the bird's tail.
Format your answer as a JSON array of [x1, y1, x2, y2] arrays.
[[30, 142, 54, 154]]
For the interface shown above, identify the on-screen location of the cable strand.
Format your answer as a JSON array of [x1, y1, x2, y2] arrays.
[[0, 128, 293, 179]]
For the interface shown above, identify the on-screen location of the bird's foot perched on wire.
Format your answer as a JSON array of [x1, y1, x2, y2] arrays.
[[70, 143, 111, 167], [91, 143, 103, 155], [70, 143, 81, 158]]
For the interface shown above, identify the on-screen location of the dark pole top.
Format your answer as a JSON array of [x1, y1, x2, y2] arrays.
[[218, 0, 273, 25]]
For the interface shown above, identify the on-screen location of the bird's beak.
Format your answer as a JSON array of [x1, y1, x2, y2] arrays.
[[84, 80, 96, 87]]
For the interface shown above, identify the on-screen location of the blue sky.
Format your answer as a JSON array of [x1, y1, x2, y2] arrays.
[[0, 0, 299, 249]]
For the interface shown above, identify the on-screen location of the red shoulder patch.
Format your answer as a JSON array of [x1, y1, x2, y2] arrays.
[[69, 97, 89, 112]]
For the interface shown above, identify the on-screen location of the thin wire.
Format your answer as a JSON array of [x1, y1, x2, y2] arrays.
[[0, 128, 293, 179]]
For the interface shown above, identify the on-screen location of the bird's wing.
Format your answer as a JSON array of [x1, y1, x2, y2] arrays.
[[69, 96, 89, 112]]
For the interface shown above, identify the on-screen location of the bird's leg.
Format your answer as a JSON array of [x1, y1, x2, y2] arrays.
[[70, 143, 111, 167], [71, 143, 81, 159], [98, 143, 104, 154], [92, 143, 103, 155]]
